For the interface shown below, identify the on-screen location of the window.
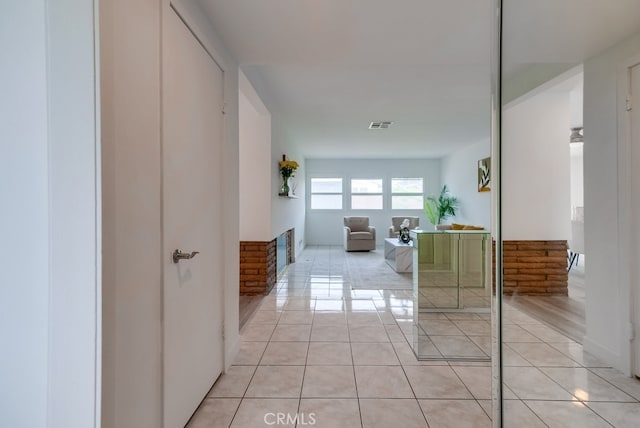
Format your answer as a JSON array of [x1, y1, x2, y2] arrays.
[[351, 178, 383, 209], [391, 178, 424, 209], [310, 178, 342, 209]]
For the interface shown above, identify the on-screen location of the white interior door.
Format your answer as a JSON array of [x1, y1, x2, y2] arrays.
[[632, 63, 640, 378], [162, 8, 225, 427]]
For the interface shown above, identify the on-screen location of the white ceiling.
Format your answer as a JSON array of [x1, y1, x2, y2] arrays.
[[196, 0, 640, 159]]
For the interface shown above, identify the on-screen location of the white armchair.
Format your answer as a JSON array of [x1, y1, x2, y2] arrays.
[[343, 217, 376, 251]]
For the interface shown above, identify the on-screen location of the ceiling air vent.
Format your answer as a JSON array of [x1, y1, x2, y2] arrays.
[[369, 121, 393, 130]]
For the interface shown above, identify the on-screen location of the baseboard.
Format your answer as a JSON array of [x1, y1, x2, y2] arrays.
[[583, 335, 622, 369]]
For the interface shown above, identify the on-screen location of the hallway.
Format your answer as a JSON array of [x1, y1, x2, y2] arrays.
[[189, 246, 640, 427]]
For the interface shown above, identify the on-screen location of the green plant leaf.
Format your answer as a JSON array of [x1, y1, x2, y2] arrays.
[[424, 185, 459, 224]]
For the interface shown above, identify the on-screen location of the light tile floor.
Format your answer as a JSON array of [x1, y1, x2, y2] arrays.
[[188, 246, 640, 427]]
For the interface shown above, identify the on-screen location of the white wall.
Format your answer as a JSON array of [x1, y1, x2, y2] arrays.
[[441, 140, 492, 229], [1, 4, 50, 426], [101, 1, 241, 426], [582, 30, 640, 374], [570, 144, 584, 214], [1, 2, 100, 427], [305, 159, 440, 246], [272, 117, 306, 255], [239, 72, 272, 241], [101, 0, 163, 425], [502, 91, 571, 241]]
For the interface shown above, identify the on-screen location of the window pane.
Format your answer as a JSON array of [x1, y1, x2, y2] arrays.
[[392, 195, 424, 210], [351, 179, 383, 193], [311, 178, 342, 193], [392, 178, 423, 193], [352, 195, 383, 209], [311, 194, 342, 209]]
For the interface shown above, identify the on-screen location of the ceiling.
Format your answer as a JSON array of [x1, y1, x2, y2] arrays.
[[196, 0, 640, 159]]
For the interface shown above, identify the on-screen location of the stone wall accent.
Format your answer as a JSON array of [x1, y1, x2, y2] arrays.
[[239, 240, 277, 295], [286, 228, 295, 264], [239, 228, 295, 295], [502, 240, 568, 295]]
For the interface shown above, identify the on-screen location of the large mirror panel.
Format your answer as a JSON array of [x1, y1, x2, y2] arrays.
[[499, 1, 640, 426]]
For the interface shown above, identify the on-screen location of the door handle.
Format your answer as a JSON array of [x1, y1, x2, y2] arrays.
[[173, 249, 200, 263]]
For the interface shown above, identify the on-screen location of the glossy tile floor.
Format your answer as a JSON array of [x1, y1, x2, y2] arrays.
[[188, 246, 640, 428]]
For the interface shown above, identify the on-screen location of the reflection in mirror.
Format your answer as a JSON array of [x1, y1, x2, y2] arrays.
[[500, 1, 640, 426]]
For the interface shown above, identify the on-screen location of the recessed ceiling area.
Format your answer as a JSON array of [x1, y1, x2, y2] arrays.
[[195, 0, 640, 159]]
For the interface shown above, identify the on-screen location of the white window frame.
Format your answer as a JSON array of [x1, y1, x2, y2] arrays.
[[391, 177, 424, 210], [350, 178, 384, 210], [309, 177, 343, 210]]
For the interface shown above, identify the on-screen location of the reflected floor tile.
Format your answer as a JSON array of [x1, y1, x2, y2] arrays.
[[307, 342, 352, 365], [235, 341, 268, 366], [419, 399, 491, 428], [314, 300, 345, 311], [502, 325, 542, 343], [240, 324, 275, 342], [453, 320, 491, 335], [384, 324, 406, 342], [260, 342, 308, 366], [310, 324, 349, 342], [503, 367, 575, 400], [187, 398, 240, 428], [351, 342, 400, 365], [541, 367, 636, 402], [270, 324, 312, 342], [519, 324, 576, 343], [469, 335, 492, 355], [360, 399, 428, 428], [230, 398, 299, 428], [503, 344, 533, 367], [278, 310, 314, 325], [347, 300, 378, 311], [430, 335, 487, 358], [502, 399, 546, 428], [299, 399, 361, 428], [208, 366, 256, 397], [508, 342, 581, 367], [355, 365, 414, 398], [548, 342, 609, 368], [525, 400, 610, 428], [586, 402, 640, 427], [348, 325, 390, 342], [451, 366, 492, 399], [392, 341, 448, 366], [347, 312, 382, 325], [403, 366, 473, 399], [313, 312, 348, 325], [420, 320, 465, 336], [248, 310, 281, 324], [245, 366, 305, 398], [588, 368, 640, 400], [302, 365, 357, 398]]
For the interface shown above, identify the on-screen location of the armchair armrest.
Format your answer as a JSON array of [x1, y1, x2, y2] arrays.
[[368, 226, 376, 240]]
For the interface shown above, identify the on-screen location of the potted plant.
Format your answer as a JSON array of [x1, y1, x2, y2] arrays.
[[424, 185, 459, 229]]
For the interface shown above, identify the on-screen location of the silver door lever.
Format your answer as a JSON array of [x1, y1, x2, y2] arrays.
[[173, 249, 200, 263]]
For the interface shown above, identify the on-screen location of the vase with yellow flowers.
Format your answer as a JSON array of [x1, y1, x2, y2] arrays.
[[278, 156, 299, 196]]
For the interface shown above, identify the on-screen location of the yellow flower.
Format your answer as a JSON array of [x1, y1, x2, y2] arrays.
[[279, 160, 299, 178], [279, 160, 299, 169]]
